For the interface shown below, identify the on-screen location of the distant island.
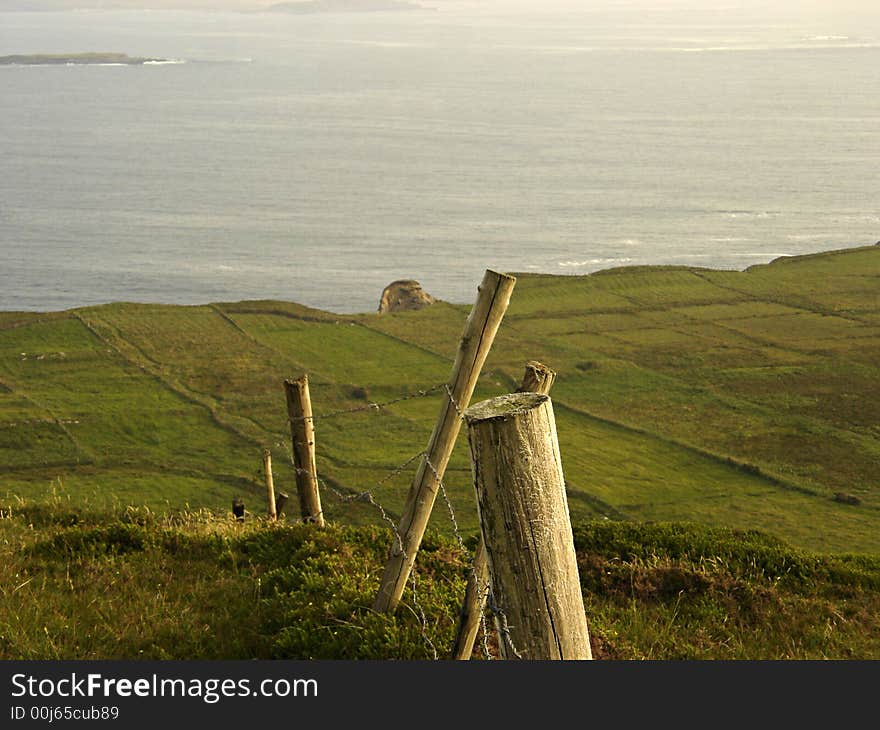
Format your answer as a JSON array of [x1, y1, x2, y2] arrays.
[[265, 0, 427, 13], [0, 53, 173, 66]]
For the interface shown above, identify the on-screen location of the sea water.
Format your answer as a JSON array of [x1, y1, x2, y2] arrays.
[[1, 0, 878, 313]]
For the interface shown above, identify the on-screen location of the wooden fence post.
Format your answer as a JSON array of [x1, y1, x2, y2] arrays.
[[465, 392, 592, 660], [262, 448, 277, 521], [450, 360, 557, 659], [518, 359, 556, 395], [450, 539, 489, 660], [373, 269, 516, 613], [284, 375, 325, 526]]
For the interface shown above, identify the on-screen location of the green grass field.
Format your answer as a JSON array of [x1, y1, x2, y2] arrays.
[[1, 244, 878, 556]]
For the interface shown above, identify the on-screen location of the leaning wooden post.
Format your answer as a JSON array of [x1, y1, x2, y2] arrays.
[[284, 375, 325, 526], [465, 392, 592, 660], [450, 539, 489, 659], [373, 269, 516, 613], [450, 360, 557, 659], [262, 448, 277, 521]]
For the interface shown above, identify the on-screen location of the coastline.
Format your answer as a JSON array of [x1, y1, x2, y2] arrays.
[[1, 242, 876, 316], [0, 52, 173, 65]]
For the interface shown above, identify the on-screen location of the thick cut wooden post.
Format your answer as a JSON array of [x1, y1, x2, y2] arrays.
[[465, 392, 592, 660], [451, 360, 557, 659], [262, 448, 277, 520], [284, 375, 325, 526], [373, 270, 516, 613]]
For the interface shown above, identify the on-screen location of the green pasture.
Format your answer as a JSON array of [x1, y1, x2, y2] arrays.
[[1, 244, 878, 554]]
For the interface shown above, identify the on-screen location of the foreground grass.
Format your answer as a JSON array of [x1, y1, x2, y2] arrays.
[[2, 497, 878, 660]]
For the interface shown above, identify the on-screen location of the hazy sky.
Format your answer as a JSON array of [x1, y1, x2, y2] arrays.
[[2, 0, 879, 16], [0, 0, 876, 49]]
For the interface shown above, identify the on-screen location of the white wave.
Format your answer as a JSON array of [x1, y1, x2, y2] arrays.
[[558, 257, 634, 268], [336, 40, 433, 49], [804, 35, 850, 42], [531, 46, 600, 55], [729, 252, 793, 258], [822, 214, 880, 224], [721, 211, 780, 220], [486, 41, 878, 55], [664, 42, 877, 53], [143, 59, 186, 65]]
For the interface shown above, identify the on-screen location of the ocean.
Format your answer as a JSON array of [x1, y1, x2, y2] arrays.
[[1, 0, 878, 313]]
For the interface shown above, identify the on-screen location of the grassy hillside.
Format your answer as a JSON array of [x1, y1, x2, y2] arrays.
[[1, 244, 879, 555], [2, 498, 878, 660]]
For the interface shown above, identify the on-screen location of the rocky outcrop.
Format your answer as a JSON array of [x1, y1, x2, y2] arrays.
[[378, 280, 436, 313]]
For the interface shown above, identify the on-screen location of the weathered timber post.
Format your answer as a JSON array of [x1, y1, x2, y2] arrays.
[[262, 448, 277, 521], [517, 360, 556, 395], [450, 539, 489, 660], [373, 269, 516, 613], [284, 375, 325, 526], [465, 392, 592, 660], [450, 360, 557, 659]]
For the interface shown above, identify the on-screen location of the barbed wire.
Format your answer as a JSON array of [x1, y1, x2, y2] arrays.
[[425, 456, 466, 554], [479, 585, 492, 660], [439, 387, 503, 659], [444, 384, 467, 421], [261, 377, 516, 660], [486, 591, 523, 660], [285, 369, 492, 424], [288, 383, 447, 423], [426, 453, 494, 660], [289, 455, 438, 660], [293, 451, 422, 554], [426, 453, 519, 660]]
